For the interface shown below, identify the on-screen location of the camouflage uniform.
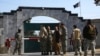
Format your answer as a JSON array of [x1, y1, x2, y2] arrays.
[[13, 31, 22, 55], [60, 24, 67, 54], [47, 29, 53, 55], [39, 26, 48, 55]]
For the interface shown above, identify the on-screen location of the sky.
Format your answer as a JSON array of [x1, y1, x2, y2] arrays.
[[0, 0, 100, 23]]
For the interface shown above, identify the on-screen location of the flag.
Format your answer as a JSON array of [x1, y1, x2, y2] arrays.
[[73, 2, 80, 8]]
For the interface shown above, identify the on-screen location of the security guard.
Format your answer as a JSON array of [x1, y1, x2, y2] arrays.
[[13, 29, 22, 55], [39, 25, 48, 55], [60, 23, 67, 54], [46, 26, 53, 55]]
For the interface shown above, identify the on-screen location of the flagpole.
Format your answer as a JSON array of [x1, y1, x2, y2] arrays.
[[80, 0, 82, 17]]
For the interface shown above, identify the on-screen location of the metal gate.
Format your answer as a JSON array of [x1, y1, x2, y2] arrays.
[[23, 22, 59, 53]]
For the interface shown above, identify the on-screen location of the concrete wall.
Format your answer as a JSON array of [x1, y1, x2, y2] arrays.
[[92, 19, 100, 48]]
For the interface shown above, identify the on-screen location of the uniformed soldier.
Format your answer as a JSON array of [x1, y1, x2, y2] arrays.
[[13, 29, 22, 55], [39, 25, 48, 55], [46, 26, 53, 55], [60, 23, 67, 54], [53, 26, 61, 55]]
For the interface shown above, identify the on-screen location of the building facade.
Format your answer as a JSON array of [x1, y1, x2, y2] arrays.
[[0, 6, 100, 53]]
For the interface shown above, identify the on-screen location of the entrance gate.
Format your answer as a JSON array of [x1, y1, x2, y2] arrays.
[[23, 21, 59, 53]]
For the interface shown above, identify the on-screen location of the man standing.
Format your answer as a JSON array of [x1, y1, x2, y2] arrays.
[[46, 26, 53, 55], [60, 23, 67, 54], [83, 20, 98, 56], [13, 29, 22, 55], [39, 25, 48, 55], [72, 25, 82, 55], [53, 26, 61, 55]]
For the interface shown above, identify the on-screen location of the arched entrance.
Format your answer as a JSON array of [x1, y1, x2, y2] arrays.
[[16, 7, 70, 53], [23, 16, 61, 53]]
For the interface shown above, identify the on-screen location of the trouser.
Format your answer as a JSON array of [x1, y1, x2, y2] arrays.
[[84, 39, 96, 56], [40, 37, 47, 55], [73, 39, 82, 55], [54, 42, 61, 55], [46, 40, 52, 55], [13, 41, 21, 55], [61, 40, 67, 54]]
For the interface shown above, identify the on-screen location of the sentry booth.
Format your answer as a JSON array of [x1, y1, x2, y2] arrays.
[[23, 21, 59, 53]]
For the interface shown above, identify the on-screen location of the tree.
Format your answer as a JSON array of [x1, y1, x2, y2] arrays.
[[94, 0, 100, 6]]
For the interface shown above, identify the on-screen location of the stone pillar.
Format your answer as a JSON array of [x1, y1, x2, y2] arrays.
[[0, 16, 5, 53], [0, 28, 6, 53]]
